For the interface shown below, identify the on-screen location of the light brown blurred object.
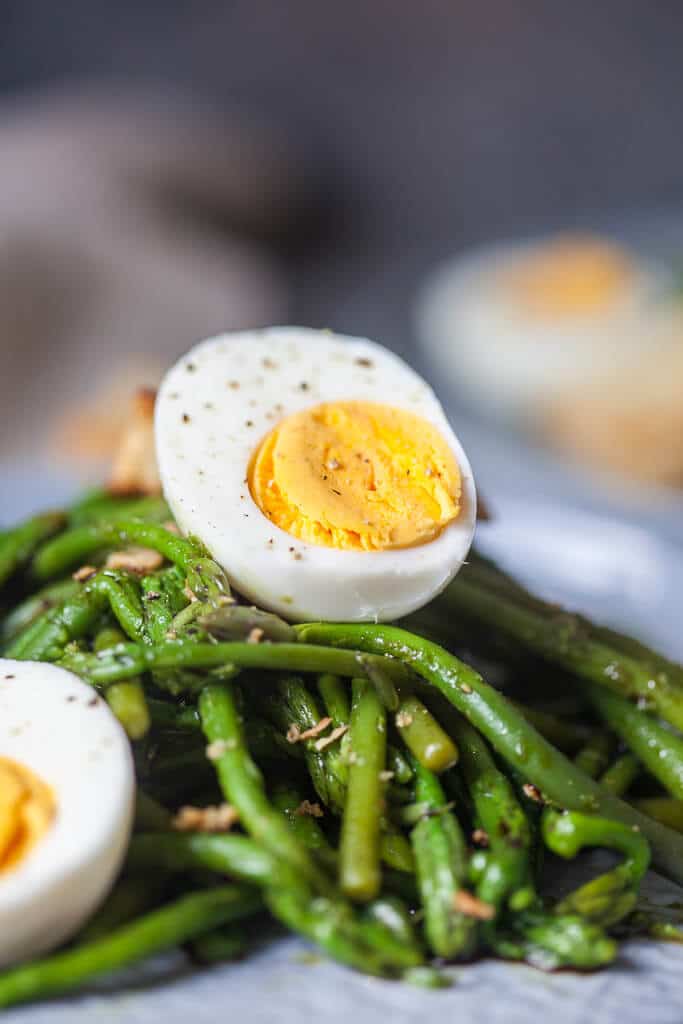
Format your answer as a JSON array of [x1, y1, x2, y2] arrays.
[[544, 320, 683, 486], [107, 389, 161, 496], [0, 87, 305, 461]]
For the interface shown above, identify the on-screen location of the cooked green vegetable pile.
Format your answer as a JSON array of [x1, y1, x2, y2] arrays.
[[1, 490, 683, 1005]]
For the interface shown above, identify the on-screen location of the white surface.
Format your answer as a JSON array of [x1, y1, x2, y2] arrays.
[[0, 661, 135, 966], [3, 496, 683, 1021], [155, 328, 476, 621]]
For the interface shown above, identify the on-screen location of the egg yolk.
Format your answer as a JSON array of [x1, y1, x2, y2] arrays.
[[0, 757, 55, 874], [249, 400, 462, 551], [501, 235, 635, 316]]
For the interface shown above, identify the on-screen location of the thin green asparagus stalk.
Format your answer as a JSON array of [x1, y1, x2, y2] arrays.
[[106, 681, 151, 740], [633, 797, 683, 833], [0, 579, 79, 647], [317, 673, 350, 725], [0, 511, 65, 591], [199, 683, 331, 893], [573, 732, 614, 781], [445, 714, 534, 912], [7, 569, 146, 661], [295, 623, 683, 887], [58, 639, 416, 690], [340, 678, 387, 901], [379, 827, 415, 874], [68, 494, 170, 528], [32, 520, 207, 580], [0, 886, 262, 1009], [409, 757, 476, 958], [128, 833, 422, 975], [600, 753, 640, 797], [587, 685, 683, 800], [395, 695, 458, 773], [187, 925, 252, 964], [441, 574, 683, 732], [272, 782, 335, 857], [77, 876, 166, 942], [513, 702, 593, 753], [263, 676, 347, 811]]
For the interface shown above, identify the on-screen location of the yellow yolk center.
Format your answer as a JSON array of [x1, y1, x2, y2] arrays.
[[0, 757, 55, 874], [501, 235, 635, 316], [249, 400, 462, 551]]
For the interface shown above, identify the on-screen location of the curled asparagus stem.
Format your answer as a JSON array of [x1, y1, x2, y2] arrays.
[[409, 756, 476, 958], [489, 909, 617, 971], [295, 622, 683, 886], [587, 685, 683, 800], [543, 810, 650, 927], [441, 572, 683, 732], [395, 695, 459, 773], [0, 886, 262, 1009]]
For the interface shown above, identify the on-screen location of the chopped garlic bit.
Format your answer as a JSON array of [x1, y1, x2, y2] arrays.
[[105, 547, 164, 575], [453, 889, 495, 920], [172, 803, 239, 833], [286, 717, 333, 745], [314, 724, 349, 752], [294, 800, 323, 818]]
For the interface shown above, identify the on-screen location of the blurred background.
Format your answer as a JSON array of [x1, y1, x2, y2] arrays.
[[2, 0, 683, 546]]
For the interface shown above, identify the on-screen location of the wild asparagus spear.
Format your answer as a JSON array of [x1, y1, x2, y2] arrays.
[[296, 622, 683, 886], [199, 682, 332, 893], [0, 886, 262, 1009], [587, 684, 683, 800], [59, 638, 416, 691], [409, 756, 476, 958], [441, 572, 683, 732], [0, 512, 65, 591], [340, 678, 387, 901], [7, 569, 145, 661], [599, 753, 640, 797], [128, 833, 422, 975], [395, 695, 459, 773]]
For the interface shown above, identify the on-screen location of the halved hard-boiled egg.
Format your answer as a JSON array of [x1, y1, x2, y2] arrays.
[[416, 233, 668, 422], [0, 660, 135, 966], [155, 327, 476, 621]]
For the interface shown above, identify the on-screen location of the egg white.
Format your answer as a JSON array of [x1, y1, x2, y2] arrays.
[[416, 238, 668, 422], [155, 327, 476, 621], [0, 660, 135, 967]]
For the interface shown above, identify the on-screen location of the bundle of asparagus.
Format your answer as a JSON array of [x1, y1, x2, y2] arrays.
[[0, 495, 682, 1007]]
